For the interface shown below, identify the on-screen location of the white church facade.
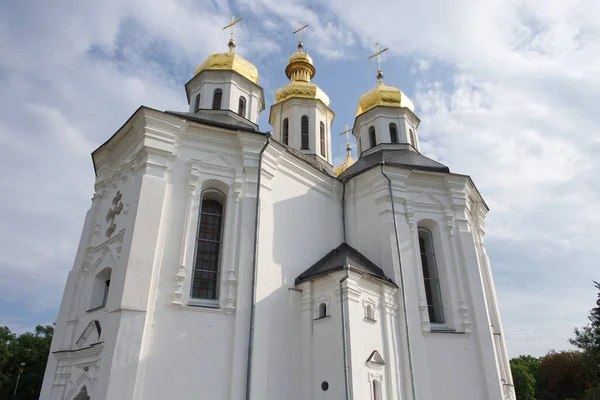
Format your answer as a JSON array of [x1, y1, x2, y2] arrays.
[[40, 28, 516, 400]]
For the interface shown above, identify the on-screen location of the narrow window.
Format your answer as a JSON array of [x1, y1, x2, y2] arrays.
[[89, 267, 111, 309], [318, 303, 327, 318], [320, 122, 326, 156], [410, 129, 417, 147], [366, 305, 375, 320], [301, 115, 309, 150], [372, 380, 382, 400], [192, 190, 226, 300], [282, 118, 289, 145], [358, 137, 362, 154], [369, 126, 377, 148], [389, 123, 398, 143], [212, 89, 223, 110], [238, 96, 246, 117], [419, 228, 444, 324], [194, 94, 201, 112]]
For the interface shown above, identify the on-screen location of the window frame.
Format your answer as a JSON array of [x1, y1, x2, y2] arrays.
[[318, 302, 327, 319], [194, 94, 201, 112], [320, 121, 326, 157], [409, 129, 417, 148], [190, 189, 226, 306], [212, 89, 223, 110], [369, 126, 377, 148], [418, 228, 445, 324], [301, 115, 310, 150], [389, 123, 398, 143], [282, 117, 289, 145], [238, 96, 247, 117]]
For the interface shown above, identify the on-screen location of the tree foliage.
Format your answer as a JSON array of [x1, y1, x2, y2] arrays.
[[570, 281, 600, 386], [536, 350, 589, 400], [510, 360, 536, 400], [0, 325, 53, 400]]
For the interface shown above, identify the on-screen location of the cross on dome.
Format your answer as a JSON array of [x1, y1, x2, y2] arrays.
[[292, 22, 309, 51], [368, 43, 389, 82], [223, 13, 243, 52]]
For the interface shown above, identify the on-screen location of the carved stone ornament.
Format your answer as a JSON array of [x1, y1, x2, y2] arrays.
[[105, 191, 123, 238]]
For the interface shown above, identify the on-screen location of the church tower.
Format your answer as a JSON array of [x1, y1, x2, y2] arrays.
[[269, 37, 335, 165]]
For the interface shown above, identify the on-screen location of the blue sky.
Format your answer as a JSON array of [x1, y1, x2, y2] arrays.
[[1, 0, 599, 358]]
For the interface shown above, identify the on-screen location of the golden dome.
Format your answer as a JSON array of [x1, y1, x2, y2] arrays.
[[333, 145, 356, 176], [194, 52, 259, 85], [273, 42, 329, 106], [275, 81, 330, 106], [356, 81, 415, 117]]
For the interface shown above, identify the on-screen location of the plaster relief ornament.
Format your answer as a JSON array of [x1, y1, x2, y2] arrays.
[[105, 191, 123, 238]]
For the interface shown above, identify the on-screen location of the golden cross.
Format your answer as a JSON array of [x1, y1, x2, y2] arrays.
[[338, 123, 353, 144], [223, 14, 243, 51], [368, 43, 389, 81], [293, 21, 309, 43]]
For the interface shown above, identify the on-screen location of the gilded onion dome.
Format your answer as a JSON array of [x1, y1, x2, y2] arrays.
[[193, 39, 259, 85], [333, 144, 356, 176], [356, 68, 414, 117], [274, 42, 330, 106]]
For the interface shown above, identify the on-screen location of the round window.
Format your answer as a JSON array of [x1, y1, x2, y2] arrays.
[[321, 381, 329, 391]]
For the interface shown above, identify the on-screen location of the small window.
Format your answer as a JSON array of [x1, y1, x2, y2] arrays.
[[369, 126, 377, 148], [212, 89, 223, 110], [90, 267, 111, 310], [372, 380, 382, 400], [409, 129, 417, 147], [318, 303, 327, 318], [419, 228, 444, 324], [301, 115, 309, 149], [358, 137, 362, 154], [389, 123, 398, 143], [194, 94, 201, 112], [282, 118, 289, 145], [320, 122, 326, 156], [238, 96, 246, 117], [192, 190, 226, 300], [366, 305, 375, 320]]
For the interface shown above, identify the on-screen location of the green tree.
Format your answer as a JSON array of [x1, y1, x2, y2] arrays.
[[570, 281, 600, 386], [537, 350, 589, 400], [511, 361, 536, 400], [0, 325, 53, 400]]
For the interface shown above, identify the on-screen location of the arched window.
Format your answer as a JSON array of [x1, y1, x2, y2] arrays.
[[89, 267, 111, 309], [194, 94, 201, 112], [238, 96, 246, 117], [372, 379, 382, 400], [418, 228, 444, 324], [282, 118, 289, 145], [212, 89, 223, 110], [366, 305, 375, 320], [320, 122, 326, 156], [192, 190, 226, 300], [409, 129, 417, 147], [369, 126, 377, 148], [318, 303, 327, 318], [301, 115, 309, 150], [358, 137, 362, 154], [389, 123, 398, 143]]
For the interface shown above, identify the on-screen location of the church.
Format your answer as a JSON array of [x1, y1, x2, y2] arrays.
[[40, 18, 516, 400]]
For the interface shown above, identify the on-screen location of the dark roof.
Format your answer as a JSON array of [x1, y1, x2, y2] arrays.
[[284, 146, 335, 177], [338, 147, 450, 180], [295, 243, 395, 286], [165, 109, 260, 132]]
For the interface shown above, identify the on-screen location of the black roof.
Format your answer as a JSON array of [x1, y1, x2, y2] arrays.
[[295, 243, 395, 286], [338, 147, 450, 180]]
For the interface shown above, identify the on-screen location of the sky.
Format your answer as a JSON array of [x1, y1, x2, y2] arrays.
[[0, 0, 599, 358]]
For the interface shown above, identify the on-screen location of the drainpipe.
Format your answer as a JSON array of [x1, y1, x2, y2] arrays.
[[380, 162, 417, 400], [245, 132, 271, 400], [340, 179, 351, 400]]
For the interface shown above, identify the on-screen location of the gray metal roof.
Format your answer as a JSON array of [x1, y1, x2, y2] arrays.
[[295, 243, 395, 286], [165, 109, 259, 132], [338, 147, 450, 180]]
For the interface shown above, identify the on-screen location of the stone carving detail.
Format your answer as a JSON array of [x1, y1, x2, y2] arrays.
[[105, 191, 123, 238]]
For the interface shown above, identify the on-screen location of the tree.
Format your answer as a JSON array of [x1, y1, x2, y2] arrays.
[[570, 281, 600, 385], [0, 325, 53, 400], [511, 361, 536, 400], [536, 350, 589, 400]]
